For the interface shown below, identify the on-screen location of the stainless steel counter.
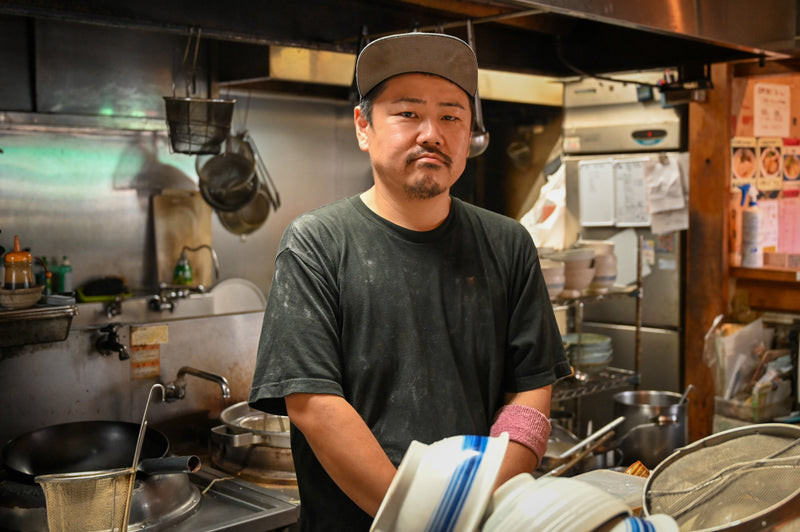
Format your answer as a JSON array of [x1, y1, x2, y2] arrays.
[[169, 465, 299, 532]]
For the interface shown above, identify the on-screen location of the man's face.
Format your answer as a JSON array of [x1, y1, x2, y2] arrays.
[[355, 73, 472, 200]]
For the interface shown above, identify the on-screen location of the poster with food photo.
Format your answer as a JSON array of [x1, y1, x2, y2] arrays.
[[731, 137, 757, 189], [783, 138, 800, 192], [757, 137, 783, 192]]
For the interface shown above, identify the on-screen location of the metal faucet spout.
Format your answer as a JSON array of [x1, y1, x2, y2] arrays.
[[164, 366, 231, 401]]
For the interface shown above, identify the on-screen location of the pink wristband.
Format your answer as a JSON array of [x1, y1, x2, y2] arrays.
[[490, 404, 551, 462]]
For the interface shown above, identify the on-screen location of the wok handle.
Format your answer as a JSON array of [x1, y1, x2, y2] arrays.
[[138, 455, 201, 475]]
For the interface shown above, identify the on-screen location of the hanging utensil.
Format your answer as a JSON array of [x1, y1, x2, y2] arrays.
[[349, 25, 369, 105], [466, 20, 489, 159], [678, 384, 694, 405], [132, 384, 166, 470], [164, 28, 235, 155]]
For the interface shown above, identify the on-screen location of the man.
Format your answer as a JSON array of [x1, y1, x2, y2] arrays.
[[249, 31, 571, 531]]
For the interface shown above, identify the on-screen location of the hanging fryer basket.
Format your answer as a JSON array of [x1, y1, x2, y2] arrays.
[[163, 28, 235, 155], [164, 97, 235, 155]]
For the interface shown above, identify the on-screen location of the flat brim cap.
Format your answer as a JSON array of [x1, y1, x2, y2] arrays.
[[356, 32, 478, 98]]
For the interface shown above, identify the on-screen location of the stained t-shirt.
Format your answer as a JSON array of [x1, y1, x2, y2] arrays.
[[249, 195, 570, 531]]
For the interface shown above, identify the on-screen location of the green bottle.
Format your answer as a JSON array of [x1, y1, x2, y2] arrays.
[[172, 250, 193, 285]]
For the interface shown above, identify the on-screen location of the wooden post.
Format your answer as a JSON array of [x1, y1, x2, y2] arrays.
[[685, 62, 732, 441]]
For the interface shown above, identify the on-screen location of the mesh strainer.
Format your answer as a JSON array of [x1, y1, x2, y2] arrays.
[[644, 423, 800, 531], [35, 467, 135, 532]]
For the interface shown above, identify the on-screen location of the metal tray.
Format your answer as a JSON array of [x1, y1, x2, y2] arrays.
[[0, 304, 78, 347]]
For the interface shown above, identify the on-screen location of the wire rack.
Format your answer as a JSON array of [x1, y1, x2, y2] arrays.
[[553, 367, 639, 402]]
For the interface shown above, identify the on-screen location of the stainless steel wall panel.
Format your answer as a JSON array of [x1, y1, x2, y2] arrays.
[[34, 20, 198, 117]]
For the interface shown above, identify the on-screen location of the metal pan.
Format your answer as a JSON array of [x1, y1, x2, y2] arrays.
[[2, 420, 169, 481]]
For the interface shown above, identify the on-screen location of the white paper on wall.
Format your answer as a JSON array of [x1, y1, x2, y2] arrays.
[[578, 159, 615, 226], [614, 159, 651, 226]]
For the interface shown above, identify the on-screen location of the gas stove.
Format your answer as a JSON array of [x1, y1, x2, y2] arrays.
[[0, 464, 299, 532]]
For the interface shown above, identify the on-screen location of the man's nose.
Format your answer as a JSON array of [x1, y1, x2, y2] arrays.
[[418, 117, 443, 145]]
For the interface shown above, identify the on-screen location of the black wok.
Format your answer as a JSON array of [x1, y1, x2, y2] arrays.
[[2, 420, 169, 481]]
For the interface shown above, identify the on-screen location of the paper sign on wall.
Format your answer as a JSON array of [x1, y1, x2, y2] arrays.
[[754, 83, 790, 138], [614, 159, 651, 226], [578, 160, 615, 226]]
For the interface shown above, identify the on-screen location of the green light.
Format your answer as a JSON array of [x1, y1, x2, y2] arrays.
[[99, 106, 115, 116]]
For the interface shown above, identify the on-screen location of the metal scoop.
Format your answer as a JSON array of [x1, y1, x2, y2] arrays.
[[466, 20, 489, 158]]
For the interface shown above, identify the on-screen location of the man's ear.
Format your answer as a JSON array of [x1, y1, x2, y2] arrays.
[[354, 106, 370, 152]]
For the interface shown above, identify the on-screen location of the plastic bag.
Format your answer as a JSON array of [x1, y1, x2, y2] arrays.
[[520, 163, 566, 250]]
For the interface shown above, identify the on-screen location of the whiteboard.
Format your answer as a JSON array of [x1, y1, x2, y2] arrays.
[[578, 160, 615, 226], [614, 159, 651, 226]]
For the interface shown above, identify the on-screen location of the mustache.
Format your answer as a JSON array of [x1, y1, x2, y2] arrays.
[[406, 147, 452, 167]]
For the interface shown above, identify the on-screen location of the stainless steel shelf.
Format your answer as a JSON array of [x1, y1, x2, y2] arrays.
[[552, 367, 638, 402]]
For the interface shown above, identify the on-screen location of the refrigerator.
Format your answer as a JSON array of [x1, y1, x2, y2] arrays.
[[559, 73, 688, 431]]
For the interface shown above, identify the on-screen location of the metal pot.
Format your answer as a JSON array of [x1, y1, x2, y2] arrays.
[[210, 402, 295, 484], [613, 390, 688, 469]]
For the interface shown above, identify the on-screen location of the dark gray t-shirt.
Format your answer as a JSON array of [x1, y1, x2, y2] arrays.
[[249, 195, 570, 530]]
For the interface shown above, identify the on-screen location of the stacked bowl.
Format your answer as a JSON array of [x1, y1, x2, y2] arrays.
[[540, 259, 565, 300], [371, 433, 509, 532], [548, 248, 595, 298], [562, 332, 613, 377], [576, 240, 618, 294]]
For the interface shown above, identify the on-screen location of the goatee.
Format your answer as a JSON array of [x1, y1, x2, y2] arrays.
[[404, 175, 445, 199]]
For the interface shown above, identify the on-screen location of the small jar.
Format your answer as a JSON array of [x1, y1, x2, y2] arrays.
[[4, 235, 34, 290]]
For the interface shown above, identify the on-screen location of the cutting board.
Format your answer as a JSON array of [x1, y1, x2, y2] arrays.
[[153, 190, 213, 288]]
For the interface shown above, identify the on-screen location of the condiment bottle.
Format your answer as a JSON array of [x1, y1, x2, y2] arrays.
[[172, 250, 194, 285], [58, 256, 73, 293], [3, 235, 34, 290]]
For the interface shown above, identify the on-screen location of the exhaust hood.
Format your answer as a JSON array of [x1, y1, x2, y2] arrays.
[[505, 0, 797, 65], [0, 0, 796, 104]]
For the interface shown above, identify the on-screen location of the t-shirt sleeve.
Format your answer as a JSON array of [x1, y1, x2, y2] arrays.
[[249, 230, 345, 415], [504, 231, 572, 392]]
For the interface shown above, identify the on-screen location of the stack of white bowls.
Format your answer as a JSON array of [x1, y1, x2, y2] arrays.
[[548, 248, 595, 298], [576, 240, 618, 294], [371, 433, 509, 532]]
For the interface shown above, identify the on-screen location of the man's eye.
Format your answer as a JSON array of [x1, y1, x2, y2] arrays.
[[443, 115, 460, 122], [399, 111, 416, 118]]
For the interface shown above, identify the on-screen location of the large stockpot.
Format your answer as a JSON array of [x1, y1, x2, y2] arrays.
[[613, 390, 688, 469]]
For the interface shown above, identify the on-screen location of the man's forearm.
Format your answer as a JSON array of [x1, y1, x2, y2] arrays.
[[285, 393, 397, 517]]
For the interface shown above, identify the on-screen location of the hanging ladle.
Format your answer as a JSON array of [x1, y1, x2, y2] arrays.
[[466, 20, 489, 158]]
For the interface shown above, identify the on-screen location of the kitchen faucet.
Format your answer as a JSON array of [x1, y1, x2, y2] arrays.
[[163, 366, 231, 401], [95, 324, 129, 360]]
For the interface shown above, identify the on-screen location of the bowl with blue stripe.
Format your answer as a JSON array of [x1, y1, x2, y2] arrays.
[[371, 433, 509, 532]]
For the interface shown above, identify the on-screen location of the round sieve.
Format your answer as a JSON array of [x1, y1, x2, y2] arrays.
[[643, 423, 800, 531]]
